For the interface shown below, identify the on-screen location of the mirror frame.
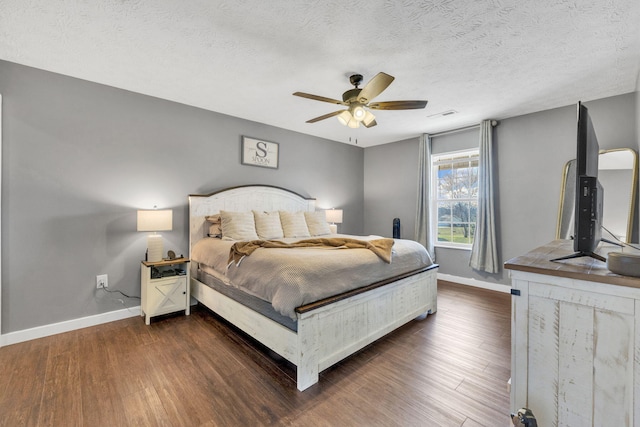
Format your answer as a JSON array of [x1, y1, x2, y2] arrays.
[[556, 147, 638, 242]]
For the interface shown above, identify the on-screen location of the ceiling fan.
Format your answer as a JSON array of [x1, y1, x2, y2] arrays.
[[293, 72, 427, 129]]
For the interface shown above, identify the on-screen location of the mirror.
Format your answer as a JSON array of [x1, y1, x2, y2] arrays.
[[557, 148, 638, 243]]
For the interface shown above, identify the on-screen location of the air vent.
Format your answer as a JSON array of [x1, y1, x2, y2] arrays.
[[428, 110, 458, 118]]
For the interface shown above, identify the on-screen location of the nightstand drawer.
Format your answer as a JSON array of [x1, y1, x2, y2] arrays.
[[146, 276, 187, 315]]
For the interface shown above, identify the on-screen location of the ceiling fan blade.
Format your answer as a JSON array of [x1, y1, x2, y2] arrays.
[[293, 92, 346, 105], [368, 100, 428, 110], [306, 110, 345, 123], [357, 72, 395, 103]]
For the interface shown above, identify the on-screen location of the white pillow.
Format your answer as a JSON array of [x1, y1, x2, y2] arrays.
[[304, 211, 331, 236], [220, 210, 259, 241], [279, 211, 311, 238], [253, 210, 284, 239]]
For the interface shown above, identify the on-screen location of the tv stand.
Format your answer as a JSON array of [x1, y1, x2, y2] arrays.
[[550, 250, 606, 262], [550, 237, 622, 262]]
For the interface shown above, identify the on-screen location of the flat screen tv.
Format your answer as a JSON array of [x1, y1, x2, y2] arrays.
[[552, 102, 605, 262]]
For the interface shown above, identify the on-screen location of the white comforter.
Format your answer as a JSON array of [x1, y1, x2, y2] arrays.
[[191, 234, 433, 319]]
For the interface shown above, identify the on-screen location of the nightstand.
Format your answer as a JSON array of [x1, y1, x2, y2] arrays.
[[140, 257, 190, 325]]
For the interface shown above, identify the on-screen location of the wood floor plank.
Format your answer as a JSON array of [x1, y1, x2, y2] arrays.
[[38, 350, 83, 427], [143, 341, 236, 426], [122, 386, 173, 427], [0, 404, 41, 427], [0, 281, 512, 426], [0, 339, 50, 425], [350, 361, 467, 426], [290, 392, 401, 427], [80, 379, 128, 427]]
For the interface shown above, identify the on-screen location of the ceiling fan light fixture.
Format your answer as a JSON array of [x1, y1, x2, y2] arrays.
[[363, 110, 376, 127], [337, 110, 352, 126], [351, 105, 366, 122], [347, 116, 360, 128]]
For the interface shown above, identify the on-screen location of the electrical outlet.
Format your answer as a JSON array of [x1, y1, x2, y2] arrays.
[[96, 274, 108, 289]]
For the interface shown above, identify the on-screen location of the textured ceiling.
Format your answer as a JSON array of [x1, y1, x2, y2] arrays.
[[1, 0, 639, 147]]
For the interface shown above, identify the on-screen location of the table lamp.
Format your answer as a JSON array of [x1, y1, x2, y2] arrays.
[[137, 209, 172, 262], [325, 209, 343, 234]]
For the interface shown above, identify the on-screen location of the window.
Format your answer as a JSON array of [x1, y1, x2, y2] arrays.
[[431, 149, 479, 248]]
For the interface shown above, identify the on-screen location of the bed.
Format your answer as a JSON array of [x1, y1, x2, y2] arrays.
[[189, 185, 438, 391]]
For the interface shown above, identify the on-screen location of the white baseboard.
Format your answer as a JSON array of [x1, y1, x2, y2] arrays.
[[437, 273, 510, 293], [0, 306, 141, 347]]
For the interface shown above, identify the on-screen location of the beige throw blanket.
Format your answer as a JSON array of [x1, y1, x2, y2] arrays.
[[228, 237, 395, 266]]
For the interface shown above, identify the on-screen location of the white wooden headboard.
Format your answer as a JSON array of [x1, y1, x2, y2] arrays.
[[189, 185, 316, 254]]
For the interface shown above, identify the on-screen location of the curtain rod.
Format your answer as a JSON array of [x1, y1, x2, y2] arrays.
[[429, 120, 499, 138]]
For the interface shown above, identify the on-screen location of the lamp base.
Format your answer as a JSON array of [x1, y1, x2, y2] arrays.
[[329, 224, 337, 234], [147, 234, 164, 262]]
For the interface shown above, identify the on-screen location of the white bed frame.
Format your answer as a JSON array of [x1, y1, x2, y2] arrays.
[[189, 185, 438, 391]]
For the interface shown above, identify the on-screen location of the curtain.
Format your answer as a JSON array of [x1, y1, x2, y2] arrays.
[[469, 120, 499, 273], [415, 133, 435, 261]]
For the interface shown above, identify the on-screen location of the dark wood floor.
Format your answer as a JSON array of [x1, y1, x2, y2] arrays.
[[0, 281, 512, 427]]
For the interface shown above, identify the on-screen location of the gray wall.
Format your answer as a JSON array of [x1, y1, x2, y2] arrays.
[[364, 92, 639, 287], [0, 60, 364, 333], [363, 137, 420, 238]]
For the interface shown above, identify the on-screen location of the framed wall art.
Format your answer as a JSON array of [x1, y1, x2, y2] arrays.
[[241, 136, 279, 169]]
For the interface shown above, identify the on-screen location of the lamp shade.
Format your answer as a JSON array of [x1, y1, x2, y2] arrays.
[[137, 209, 173, 232], [325, 209, 343, 224]]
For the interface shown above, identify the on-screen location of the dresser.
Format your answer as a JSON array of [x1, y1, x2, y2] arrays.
[[505, 240, 640, 427]]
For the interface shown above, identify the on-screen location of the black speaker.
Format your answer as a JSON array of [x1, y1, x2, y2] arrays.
[[393, 218, 401, 239]]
